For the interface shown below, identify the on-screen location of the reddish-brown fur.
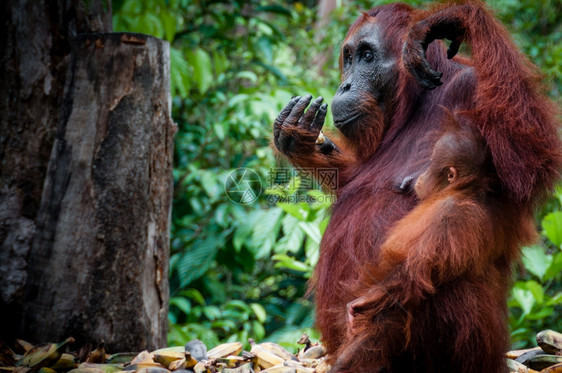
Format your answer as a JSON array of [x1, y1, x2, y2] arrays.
[[273, 1, 561, 372], [331, 118, 537, 372]]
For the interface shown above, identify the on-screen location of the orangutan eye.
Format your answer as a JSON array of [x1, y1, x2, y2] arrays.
[[363, 50, 374, 61], [344, 50, 353, 65]]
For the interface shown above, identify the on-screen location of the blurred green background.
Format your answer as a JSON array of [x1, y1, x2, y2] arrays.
[[112, 0, 562, 351]]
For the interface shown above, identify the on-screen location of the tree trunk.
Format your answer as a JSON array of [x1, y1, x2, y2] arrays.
[[21, 33, 175, 351], [0, 0, 111, 342]]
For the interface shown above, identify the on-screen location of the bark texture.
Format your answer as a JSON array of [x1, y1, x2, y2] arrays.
[[0, 0, 111, 341], [21, 33, 175, 351]]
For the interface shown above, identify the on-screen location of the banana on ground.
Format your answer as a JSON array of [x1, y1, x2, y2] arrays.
[[249, 340, 283, 369], [152, 351, 184, 369], [136, 367, 170, 373], [222, 362, 253, 373], [51, 353, 78, 370], [257, 343, 294, 361], [298, 346, 326, 360], [167, 353, 197, 371], [207, 343, 243, 360], [130, 352, 154, 365], [17, 337, 75, 369], [14, 340, 34, 354], [537, 330, 562, 355]]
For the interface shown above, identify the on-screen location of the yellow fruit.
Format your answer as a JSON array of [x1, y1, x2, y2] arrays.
[[192, 362, 209, 373], [130, 352, 154, 365], [300, 346, 326, 360], [166, 353, 197, 370], [17, 337, 75, 369], [259, 364, 295, 373], [314, 358, 331, 373], [136, 368, 170, 373], [15, 340, 34, 353], [152, 352, 184, 368], [66, 368, 105, 373], [215, 356, 246, 368], [38, 368, 57, 373], [207, 343, 242, 359], [249, 340, 284, 369], [222, 362, 253, 373], [86, 343, 106, 364], [505, 347, 542, 360], [541, 362, 562, 373], [51, 353, 78, 370], [77, 363, 123, 373], [258, 343, 294, 361]]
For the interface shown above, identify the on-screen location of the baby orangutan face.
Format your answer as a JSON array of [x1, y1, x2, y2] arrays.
[[414, 130, 485, 200], [414, 134, 461, 200], [414, 164, 458, 200]]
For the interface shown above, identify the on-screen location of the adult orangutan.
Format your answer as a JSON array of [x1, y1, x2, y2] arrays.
[[273, 1, 561, 372]]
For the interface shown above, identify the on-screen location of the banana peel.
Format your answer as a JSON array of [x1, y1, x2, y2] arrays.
[[249, 340, 284, 369], [51, 353, 78, 370], [76, 363, 123, 373], [192, 362, 209, 373], [37, 369, 57, 373], [215, 356, 245, 368], [130, 352, 154, 365], [537, 330, 562, 355], [207, 343, 242, 360], [527, 354, 562, 371], [66, 368, 105, 373], [122, 363, 163, 372], [241, 351, 259, 372], [136, 368, 170, 373], [299, 346, 326, 360], [295, 359, 318, 369], [167, 353, 197, 371], [314, 358, 331, 373], [506, 347, 542, 360], [259, 364, 295, 373], [86, 343, 105, 364], [14, 341, 34, 354], [152, 352, 184, 369], [258, 343, 294, 361], [222, 362, 253, 373], [282, 360, 313, 372], [17, 337, 75, 369], [541, 363, 562, 373]]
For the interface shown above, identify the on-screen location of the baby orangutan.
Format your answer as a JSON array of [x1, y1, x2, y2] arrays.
[[331, 118, 537, 373]]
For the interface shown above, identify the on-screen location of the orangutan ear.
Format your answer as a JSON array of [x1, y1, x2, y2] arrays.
[[447, 167, 457, 183]]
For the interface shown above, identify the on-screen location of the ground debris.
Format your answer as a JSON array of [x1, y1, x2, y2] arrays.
[[506, 330, 562, 373], [6, 329, 562, 373]]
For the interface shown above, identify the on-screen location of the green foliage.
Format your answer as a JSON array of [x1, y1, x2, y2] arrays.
[[114, 0, 341, 348], [113, 0, 562, 350], [509, 188, 562, 349]]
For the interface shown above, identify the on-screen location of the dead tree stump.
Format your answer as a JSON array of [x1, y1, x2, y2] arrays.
[[21, 33, 175, 351], [0, 0, 111, 342]]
